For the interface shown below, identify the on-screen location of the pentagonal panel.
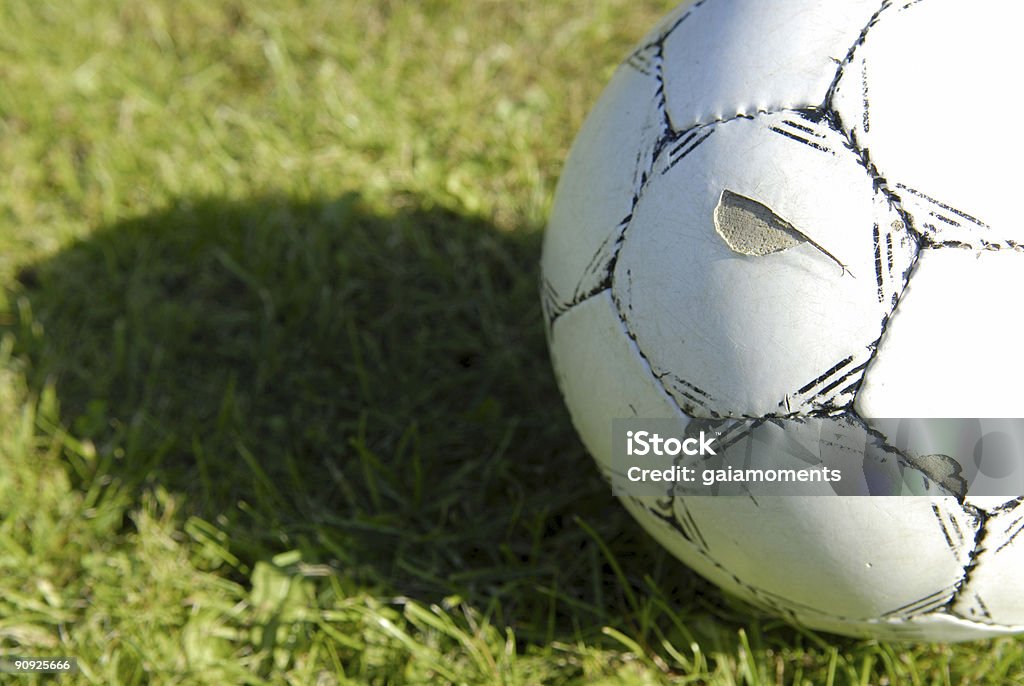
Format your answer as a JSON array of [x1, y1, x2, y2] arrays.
[[613, 111, 914, 418]]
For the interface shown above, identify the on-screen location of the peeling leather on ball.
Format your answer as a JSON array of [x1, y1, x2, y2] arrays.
[[714, 189, 851, 274], [904, 453, 969, 500], [714, 189, 805, 256]]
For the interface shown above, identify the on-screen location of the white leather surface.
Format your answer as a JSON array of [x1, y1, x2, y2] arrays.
[[832, 0, 1024, 245], [662, 0, 881, 131], [855, 248, 1024, 419]]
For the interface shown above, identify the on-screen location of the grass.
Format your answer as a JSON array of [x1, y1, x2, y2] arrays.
[[0, 0, 1021, 683]]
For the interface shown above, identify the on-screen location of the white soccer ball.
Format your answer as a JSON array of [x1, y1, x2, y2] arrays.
[[542, 0, 1024, 641]]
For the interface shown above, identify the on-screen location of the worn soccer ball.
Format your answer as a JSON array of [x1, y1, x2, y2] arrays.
[[542, 0, 1024, 641]]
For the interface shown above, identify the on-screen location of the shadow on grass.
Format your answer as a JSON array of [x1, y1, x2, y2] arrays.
[[7, 193, 756, 651]]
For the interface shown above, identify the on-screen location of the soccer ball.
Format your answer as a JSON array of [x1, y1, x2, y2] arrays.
[[542, 0, 1024, 641]]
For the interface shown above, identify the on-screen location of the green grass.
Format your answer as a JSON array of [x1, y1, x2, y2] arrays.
[[0, 0, 1021, 683]]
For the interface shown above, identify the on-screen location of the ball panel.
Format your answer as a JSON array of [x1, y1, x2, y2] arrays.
[[548, 290, 688, 474], [654, 497, 974, 621], [541, 57, 665, 319], [854, 248, 1024, 419], [628, 490, 1023, 640], [613, 112, 913, 417], [661, 0, 881, 132], [831, 0, 1024, 243]]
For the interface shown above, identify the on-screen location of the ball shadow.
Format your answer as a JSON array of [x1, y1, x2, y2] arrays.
[[6, 193, 717, 646]]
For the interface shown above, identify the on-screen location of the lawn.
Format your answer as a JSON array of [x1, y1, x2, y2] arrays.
[[0, 0, 1021, 683]]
